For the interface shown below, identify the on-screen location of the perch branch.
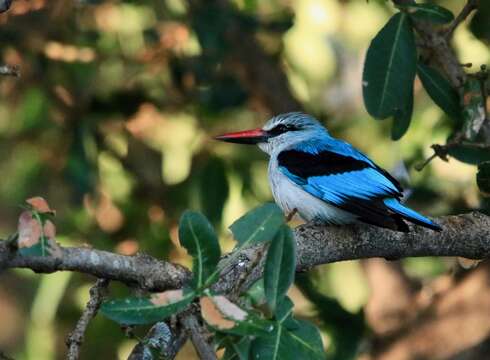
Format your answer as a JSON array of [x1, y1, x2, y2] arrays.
[[1, 212, 490, 295], [1, 212, 490, 359], [214, 212, 490, 295]]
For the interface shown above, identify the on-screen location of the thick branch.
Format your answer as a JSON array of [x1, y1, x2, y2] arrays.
[[214, 212, 490, 295], [294, 212, 490, 268], [0, 244, 190, 292], [1, 212, 490, 294]]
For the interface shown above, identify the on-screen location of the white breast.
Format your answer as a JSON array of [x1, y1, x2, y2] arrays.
[[268, 159, 356, 224]]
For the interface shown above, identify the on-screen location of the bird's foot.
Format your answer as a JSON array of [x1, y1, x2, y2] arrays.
[[285, 208, 298, 222]]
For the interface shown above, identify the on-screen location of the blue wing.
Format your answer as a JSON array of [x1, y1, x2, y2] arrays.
[[278, 137, 440, 231]]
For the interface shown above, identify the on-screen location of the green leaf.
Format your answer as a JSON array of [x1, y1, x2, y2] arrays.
[[417, 63, 462, 121], [198, 156, 229, 225], [362, 12, 417, 119], [264, 226, 296, 313], [470, 2, 490, 42], [223, 337, 252, 360], [229, 203, 284, 247], [391, 85, 414, 140], [477, 162, 490, 195], [100, 290, 194, 325], [275, 297, 299, 330], [179, 211, 221, 289], [245, 278, 266, 307], [406, 3, 454, 24], [200, 295, 273, 336], [448, 144, 490, 165], [251, 319, 325, 360]]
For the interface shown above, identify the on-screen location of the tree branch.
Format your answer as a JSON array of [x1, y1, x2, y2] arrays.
[[1, 212, 489, 359], [0, 244, 190, 292], [2, 212, 489, 295], [66, 278, 110, 360], [182, 314, 217, 360], [445, 0, 479, 39], [214, 212, 490, 296], [128, 321, 186, 360]]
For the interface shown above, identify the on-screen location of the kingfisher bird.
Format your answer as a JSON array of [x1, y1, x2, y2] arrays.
[[215, 112, 441, 232]]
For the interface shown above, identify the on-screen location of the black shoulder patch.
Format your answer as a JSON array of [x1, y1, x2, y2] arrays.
[[277, 149, 370, 178]]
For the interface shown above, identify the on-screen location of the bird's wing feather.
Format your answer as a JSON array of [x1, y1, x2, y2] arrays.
[[277, 139, 404, 225]]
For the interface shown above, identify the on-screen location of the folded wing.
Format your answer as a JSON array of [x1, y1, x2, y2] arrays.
[[277, 139, 419, 231]]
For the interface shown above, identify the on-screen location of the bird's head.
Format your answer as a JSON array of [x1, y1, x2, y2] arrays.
[[215, 112, 327, 154]]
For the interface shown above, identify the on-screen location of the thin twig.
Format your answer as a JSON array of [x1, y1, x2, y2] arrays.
[[66, 279, 110, 360], [445, 0, 479, 39], [182, 315, 217, 360], [0, 64, 20, 77], [414, 152, 438, 171]]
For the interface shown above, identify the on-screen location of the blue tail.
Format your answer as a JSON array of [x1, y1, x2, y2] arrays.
[[383, 198, 442, 231]]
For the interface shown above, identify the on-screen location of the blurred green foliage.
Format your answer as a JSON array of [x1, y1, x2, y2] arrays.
[[0, 0, 488, 359]]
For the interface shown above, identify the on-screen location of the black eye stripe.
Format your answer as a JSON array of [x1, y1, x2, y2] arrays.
[[268, 124, 300, 136]]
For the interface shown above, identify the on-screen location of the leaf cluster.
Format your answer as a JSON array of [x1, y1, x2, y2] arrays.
[[100, 204, 326, 359], [362, 1, 490, 194]]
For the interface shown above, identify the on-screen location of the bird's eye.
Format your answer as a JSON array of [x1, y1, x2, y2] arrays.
[[269, 124, 299, 136]]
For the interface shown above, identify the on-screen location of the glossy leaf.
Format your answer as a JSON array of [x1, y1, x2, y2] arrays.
[[448, 144, 490, 165], [222, 337, 252, 360], [406, 3, 454, 24], [179, 211, 221, 288], [200, 295, 273, 336], [363, 12, 417, 119], [477, 162, 490, 195], [251, 319, 325, 360], [417, 63, 461, 121], [275, 297, 299, 329], [264, 226, 296, 313], [470, 2, 490, 42], [229, 203, 284, 247], [245, 278, 267, 307], [391, 85, 414, 140], [100, 290, 194, 325]]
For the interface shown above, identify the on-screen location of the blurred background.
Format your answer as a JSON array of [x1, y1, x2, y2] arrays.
[[0, 0, 489, 359]]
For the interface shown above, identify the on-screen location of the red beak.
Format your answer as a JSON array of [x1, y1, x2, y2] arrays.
[[214, 128, 269, 145]]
